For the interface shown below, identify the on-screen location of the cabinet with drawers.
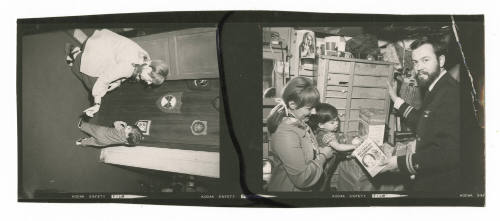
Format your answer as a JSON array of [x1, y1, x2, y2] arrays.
[[316, 56, 394, 135]]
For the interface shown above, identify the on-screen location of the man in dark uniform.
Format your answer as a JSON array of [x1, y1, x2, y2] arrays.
[[381, 36, 479, 193]]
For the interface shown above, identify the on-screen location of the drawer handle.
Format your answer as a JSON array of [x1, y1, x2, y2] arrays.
[[339, 81, 349, 85]]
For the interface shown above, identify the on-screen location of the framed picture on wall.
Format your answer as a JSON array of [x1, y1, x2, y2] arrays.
[[135, 120, 151, 136]]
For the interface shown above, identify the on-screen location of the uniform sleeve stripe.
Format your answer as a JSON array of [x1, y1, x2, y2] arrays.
[[403, 106, 414, 118], [406, 153, 417, 174]]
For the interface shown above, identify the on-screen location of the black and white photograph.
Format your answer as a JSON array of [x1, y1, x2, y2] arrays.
[[6, 0, 500, 218], [16, 10, 488, 208], [262, 21, 485, 195], [19, 24, 221, 198]]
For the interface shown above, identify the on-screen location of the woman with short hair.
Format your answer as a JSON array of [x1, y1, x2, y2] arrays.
[[65, 29, 168, 117], [266, 77, 334, 192]]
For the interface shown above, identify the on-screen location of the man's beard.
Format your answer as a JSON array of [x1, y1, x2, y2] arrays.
[[416, 68, 440, 88]]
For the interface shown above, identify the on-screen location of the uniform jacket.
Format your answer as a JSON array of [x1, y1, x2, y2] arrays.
[[396, 73, 461, 192]]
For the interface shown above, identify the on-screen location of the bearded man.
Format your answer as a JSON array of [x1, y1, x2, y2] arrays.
[[380, 36, 472, 193]]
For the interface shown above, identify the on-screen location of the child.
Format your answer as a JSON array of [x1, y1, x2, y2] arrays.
[[308, 103, 362, 152], [76, 116, 143, 147], [307, 103, 363, 191]]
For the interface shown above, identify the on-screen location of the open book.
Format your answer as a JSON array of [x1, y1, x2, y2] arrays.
[[352, 138, 388, 177]]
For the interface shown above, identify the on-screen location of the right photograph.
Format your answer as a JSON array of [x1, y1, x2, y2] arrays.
[[261, 22, 484, 194]]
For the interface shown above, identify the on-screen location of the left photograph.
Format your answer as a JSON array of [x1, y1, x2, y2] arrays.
[[19, 25, 220, 198]]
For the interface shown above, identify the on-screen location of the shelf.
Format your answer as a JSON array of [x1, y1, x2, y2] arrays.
[[320, 55, 397, 65]]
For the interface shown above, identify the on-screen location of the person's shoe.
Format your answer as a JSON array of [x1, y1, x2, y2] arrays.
[[75, 138, 83, 146], [77, 114, 90, 128], [65, 43, 81, 67], [65, 43, 74, 66]]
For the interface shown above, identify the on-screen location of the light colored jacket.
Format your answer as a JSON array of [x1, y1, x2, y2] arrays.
[[267, 117, 325, 192], [80, 29, 150, 99]]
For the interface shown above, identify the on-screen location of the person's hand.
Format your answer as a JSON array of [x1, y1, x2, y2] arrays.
[[346, 153, 355, 159], [113, 121, 127, 129], [386, 80, 399, 103], [107, 81, 122, 92], [351, 136, 364, 146], [319, 146, 334, 159], [83, 104, 100, 117], [379, 156, 398, 173], [345, 137, 364, 159]]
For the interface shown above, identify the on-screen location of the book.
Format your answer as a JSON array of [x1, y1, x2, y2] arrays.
[[352, 138, 388, 177]]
